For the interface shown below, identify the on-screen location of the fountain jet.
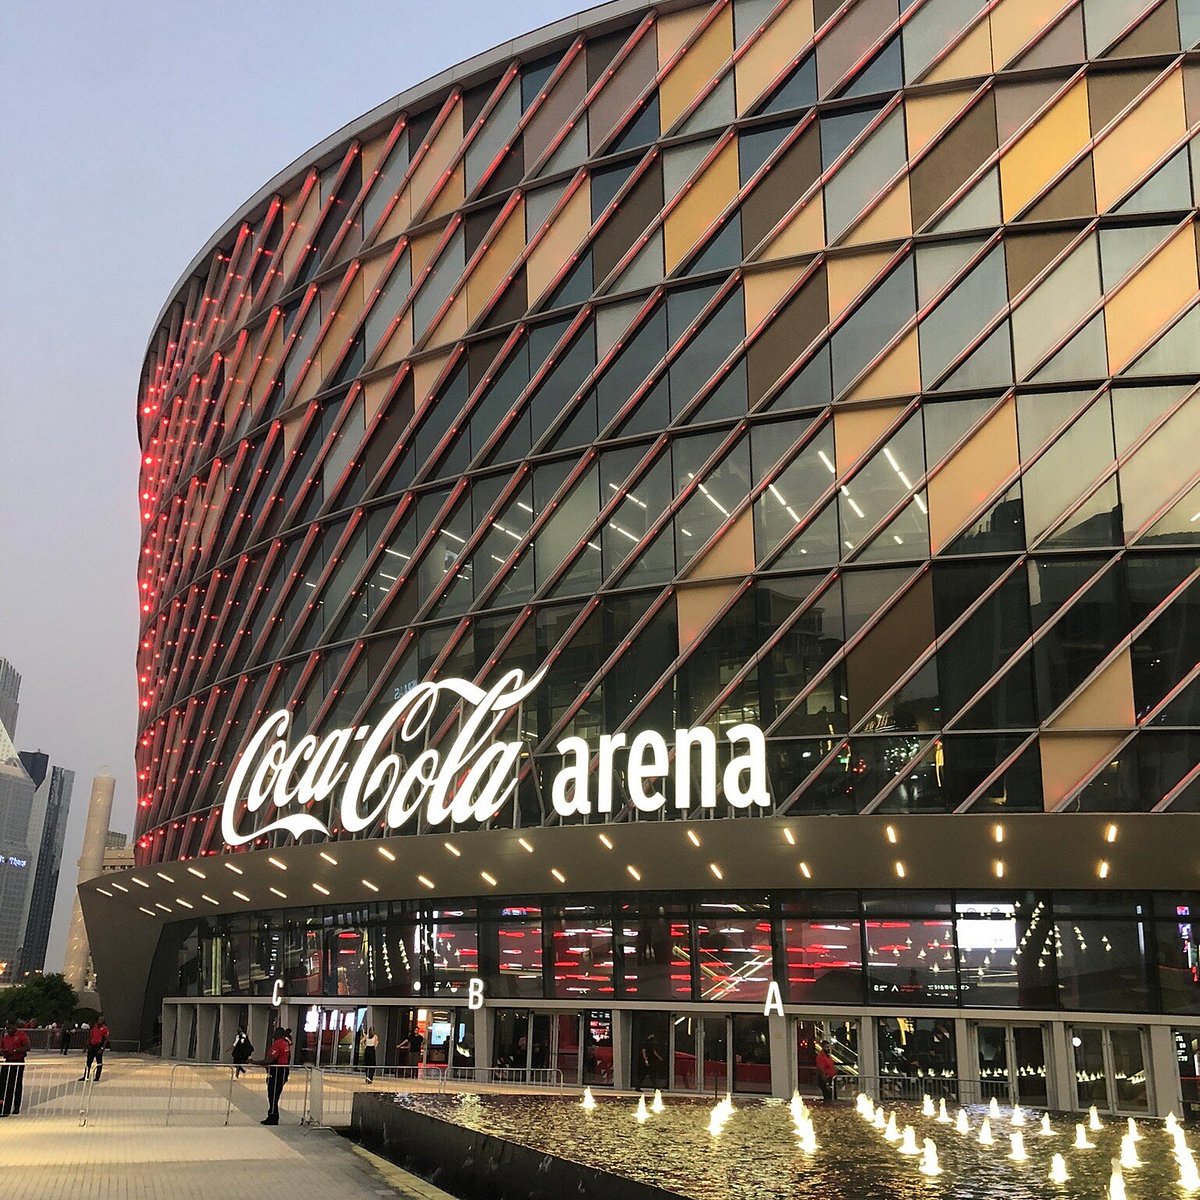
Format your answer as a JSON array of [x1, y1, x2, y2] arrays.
[[1126, 1116, 1141, 1142], [1049, 1153, 1069, 1184], [581, 1087, 596, 1111], [898, 1125, 920, 1155], [634, 1095, 649, 1124], [1011, 1104, 1026, 1127], [1119, 1132, 1141, 1169], [651, 1089, 664, 1114], [1108, 1158, 1127, 1200], [1177, 1146, 1200, 1192], [1010, 1132, 1028, 1161], [922, 1094, 935, 1118], [989, 1096, 1001, 1119], [936, 1097, 951, 1124], [1074, 1124, 1095, 1149], [1089, 1104, 1103, 1131], [918, 1139, 942, 1176], [979, 1117, 994, 1146], [884, 1113, 901, 1142], [955, 1109, 969, 1135], [1039, 1113, 1055, 1137]]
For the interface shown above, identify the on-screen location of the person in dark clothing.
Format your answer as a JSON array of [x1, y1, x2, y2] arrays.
[[231, 1028, 254, 1078], [257, 1027, 291, 1125], [0, 1022, 30, 1115], [80, 1017, 110, 1082], [59, 1025, 71, 1056], [636, 1034, 665, 1091]]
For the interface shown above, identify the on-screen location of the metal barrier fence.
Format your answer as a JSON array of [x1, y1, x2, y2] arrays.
[[438, 1066, 566, 1092], [0, 1061, 92, 1123], [835, 1074, 1014, 1105], [9, 1029, 141, 1054]]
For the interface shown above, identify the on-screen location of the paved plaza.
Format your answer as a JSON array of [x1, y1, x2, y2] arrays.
[[0, 1054, 456, 1200]]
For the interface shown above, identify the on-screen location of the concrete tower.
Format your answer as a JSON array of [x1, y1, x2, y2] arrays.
[[63, 770, 115, 992]]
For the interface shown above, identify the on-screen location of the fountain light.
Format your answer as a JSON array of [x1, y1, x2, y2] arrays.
[[873, 1107, 886, 1130], [1167, 1112, 1181, 1136], [795, 1117, 818, 1154], [1177, 1147, 1200, 1192], [1089, 1104, 1103, 1131], [936, 1097, 951, 1124], [979, 1117, 994, 1146], [1074, 1124, 1095, 1149], [989, 1096, 1001, 1119], [634, 1095, 649, 1124], [955, 1109, 970, 1135], [918, 1138, 942, 1176], [651, 1089, 664, 1114], [884, 1112, 901, 1142], [1109, 1157, 1128, 1200], [1125, 1116, 1141, 1142], [707, 1106, 726, 1137], [922, 1094, 935, 1118], [1010, 1132, 1028, 1161], [1175, 1126, 1192, 1157], [1039, 1113, 1056, 1137], [1119, 1132, 1141, 1169], [858, 1094, 875, 1122], [791, 1092, 810, 1125], [1012, 1104, 1026, 1127], [898, 1125, 920, 1155], [581, 1087, 596, 1111], [1049, 1153, 1069, 1184]]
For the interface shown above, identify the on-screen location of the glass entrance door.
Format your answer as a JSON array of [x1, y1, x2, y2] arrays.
[[795, 1018, 859, 1096], [303, 1005, 363, 1067], [1072, 1025, 1149, 1114], [976, 1023, 1048, 1107]]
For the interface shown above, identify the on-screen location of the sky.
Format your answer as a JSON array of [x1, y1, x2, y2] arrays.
[[0, 0, 581, 973]]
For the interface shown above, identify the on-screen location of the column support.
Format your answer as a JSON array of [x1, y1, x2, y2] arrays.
[[1148, 1023, 1181, 1119]]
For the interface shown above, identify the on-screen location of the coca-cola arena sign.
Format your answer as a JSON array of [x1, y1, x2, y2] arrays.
[[220, 667, 769, 846]]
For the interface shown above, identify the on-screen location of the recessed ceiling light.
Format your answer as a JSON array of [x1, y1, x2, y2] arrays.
[[687, 830, 701, 847], [783, 829, 796, 846], [319, 851, 338, 865], [139, 907, 157, 917], [894, 861, 906, 879], [599, 833, 614, 849], [132, 878, 150, 888], [445, 842, 461, 857], [187, 867, 205, 879], [709, 863, 723, 880], [362, 879, 379, 893], [201, 895, 219, 905], [518, 837, 534, 853], [626, 865, 642, 882], [417, 875, 434, 889], [799, 862, 812, 879], [156, 872, 174, 883], [379, 847, 396, 862], [313, 883, 330, 895], [224, 862, 244, 875], [481, 871, 497, 887], [233, 891, 250, 902], [550, 868, 566, 883], [269, 886, 287, 899], [268, 857, 287, 871]]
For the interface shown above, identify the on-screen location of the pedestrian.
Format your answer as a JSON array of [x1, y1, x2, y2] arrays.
[[0, 1021, 30, 1116], [362, 1026, 379, 1083], [79, 1015, 110, 1082], [256, 1026, 291, 1125], [59, 1023, 71, 1056], [231, 1027, 254, 1078], [815, 1040, 837, 1102]]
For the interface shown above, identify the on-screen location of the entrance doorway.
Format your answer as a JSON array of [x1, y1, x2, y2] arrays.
[[1072, 1025, 1149, 1114], [795, 1018, 858, 1096], [302, 1005, 364, 1067], [492, 1010, 611, 1086], [976, 1023, 1048, 1107]]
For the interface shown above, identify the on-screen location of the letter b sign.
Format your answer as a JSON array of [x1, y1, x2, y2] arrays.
[[468, 977, 485, 1010]]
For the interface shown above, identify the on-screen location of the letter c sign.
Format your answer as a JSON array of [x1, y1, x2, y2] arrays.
[[271, 979, 284, 1008]]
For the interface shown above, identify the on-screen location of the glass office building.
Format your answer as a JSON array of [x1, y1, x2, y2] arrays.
[[88, 0, 1200, 1117]]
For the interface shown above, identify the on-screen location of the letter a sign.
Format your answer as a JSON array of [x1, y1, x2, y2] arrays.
[[763, 980, 784, 1017]]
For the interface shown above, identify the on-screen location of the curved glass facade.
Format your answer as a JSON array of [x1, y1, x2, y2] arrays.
[[170, 887, 1200, 1018], [136, 0, 1200, 864]]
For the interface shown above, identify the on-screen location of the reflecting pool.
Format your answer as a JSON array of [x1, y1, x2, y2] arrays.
[[387, 1093, 1187, 1200]]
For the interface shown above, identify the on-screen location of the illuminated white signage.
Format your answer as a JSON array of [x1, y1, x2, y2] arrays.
[[221, 667, 768, 847], [271, 979, 284, 1008]]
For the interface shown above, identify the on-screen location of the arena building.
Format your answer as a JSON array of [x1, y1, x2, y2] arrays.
[[86, 0, 1200, 1117]]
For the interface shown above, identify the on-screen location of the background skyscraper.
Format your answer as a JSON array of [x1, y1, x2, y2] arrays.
[[0, 659, 35, 982], [16, 751, 75, 975]]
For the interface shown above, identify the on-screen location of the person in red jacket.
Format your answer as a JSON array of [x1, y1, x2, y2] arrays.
[[257, 1027, 291, 1125], [0, 1021, 30, 1115], [79, 1017, 110, 1082], [815, 1040, 837, 1102]]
